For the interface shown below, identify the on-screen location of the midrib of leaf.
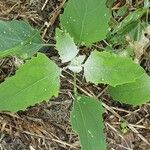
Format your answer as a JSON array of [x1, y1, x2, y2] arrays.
[[77, 99, 93, 150], [2, 76, 49, 100], [79, 4, 87, 42]]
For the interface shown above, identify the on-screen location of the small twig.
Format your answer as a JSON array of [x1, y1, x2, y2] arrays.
[[42, 0, 66, 38], [111, 107, 133, 114], [0, 112, 22, 120], [41, 0, 49, 11], [23, 131, 77, 149], [97, 86, 108, 98]]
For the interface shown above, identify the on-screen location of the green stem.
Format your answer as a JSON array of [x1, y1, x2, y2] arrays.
[[144, 0, 149, 23], [137, 21, 141, 41], [73, 72, 77, 98], [146, 9, 149, 24]]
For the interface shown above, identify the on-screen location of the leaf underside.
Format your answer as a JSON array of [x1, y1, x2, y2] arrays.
[[55, 28, 79, 62], [0, 53, 60, 112]]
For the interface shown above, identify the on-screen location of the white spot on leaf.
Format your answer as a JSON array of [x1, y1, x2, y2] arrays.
[[88, 130, 94, 138]]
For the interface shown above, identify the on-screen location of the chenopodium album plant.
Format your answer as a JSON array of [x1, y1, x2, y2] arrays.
[[0, 0, 150, 149]]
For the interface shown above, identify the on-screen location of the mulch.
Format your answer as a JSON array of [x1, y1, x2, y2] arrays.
[[0, 0, 150, 150]]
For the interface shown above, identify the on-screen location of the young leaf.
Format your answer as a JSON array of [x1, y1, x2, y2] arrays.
[[67, 55, 85, 73], [0, 20, 43, 58], [71, 95, 106, 150], [108, 73, 150, 105], [84, 51, 144, 86], [0, 53, 60, 112], [60, 0, 110, 45], [55, 28, 79, 62]]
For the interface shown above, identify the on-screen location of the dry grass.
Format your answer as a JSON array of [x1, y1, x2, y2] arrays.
[[0, 0, 150, 150]]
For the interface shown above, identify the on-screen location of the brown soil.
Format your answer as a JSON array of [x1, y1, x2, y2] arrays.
[[0, 0, 150, 150]]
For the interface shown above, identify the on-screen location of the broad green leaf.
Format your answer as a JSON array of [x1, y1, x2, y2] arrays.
[[60, 0, 110, 45], [55, 28, 79, 62], [108, 73, 150, 105], [112, 8, 146, 35], [0, 53, 60, 112], [71, 95, 106, 150], [0, 20, 43, 58], [84, 51, 144, 86]]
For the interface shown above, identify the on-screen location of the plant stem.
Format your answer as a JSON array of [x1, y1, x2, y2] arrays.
[[144, 0, 149, 24], [146, 10, 149, 24], [73, 72, 77, 98], [42, 43, 55, 47], [137, 21, 141, 41]]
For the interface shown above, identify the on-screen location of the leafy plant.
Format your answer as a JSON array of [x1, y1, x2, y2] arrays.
[[0, 0, 150, 150], [120, 122, 128, 134]]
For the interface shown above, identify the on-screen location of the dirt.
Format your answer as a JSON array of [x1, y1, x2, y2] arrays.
[[0, 0, 150, 150]]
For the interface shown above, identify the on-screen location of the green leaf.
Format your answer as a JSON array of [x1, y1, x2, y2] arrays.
[[128, 21, 144, 41], [60, 0, 110, 45], [0, 20, 43, 58], [84, 51, 144, 86], [113, 8, 146, 35], [117, 6, 128, 17], [108, 73, 150, 105], [0, 53, 60, 112], [55, 28, 79, 62], [71, 95, 106, 150], [67, 55, 85, 73]]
